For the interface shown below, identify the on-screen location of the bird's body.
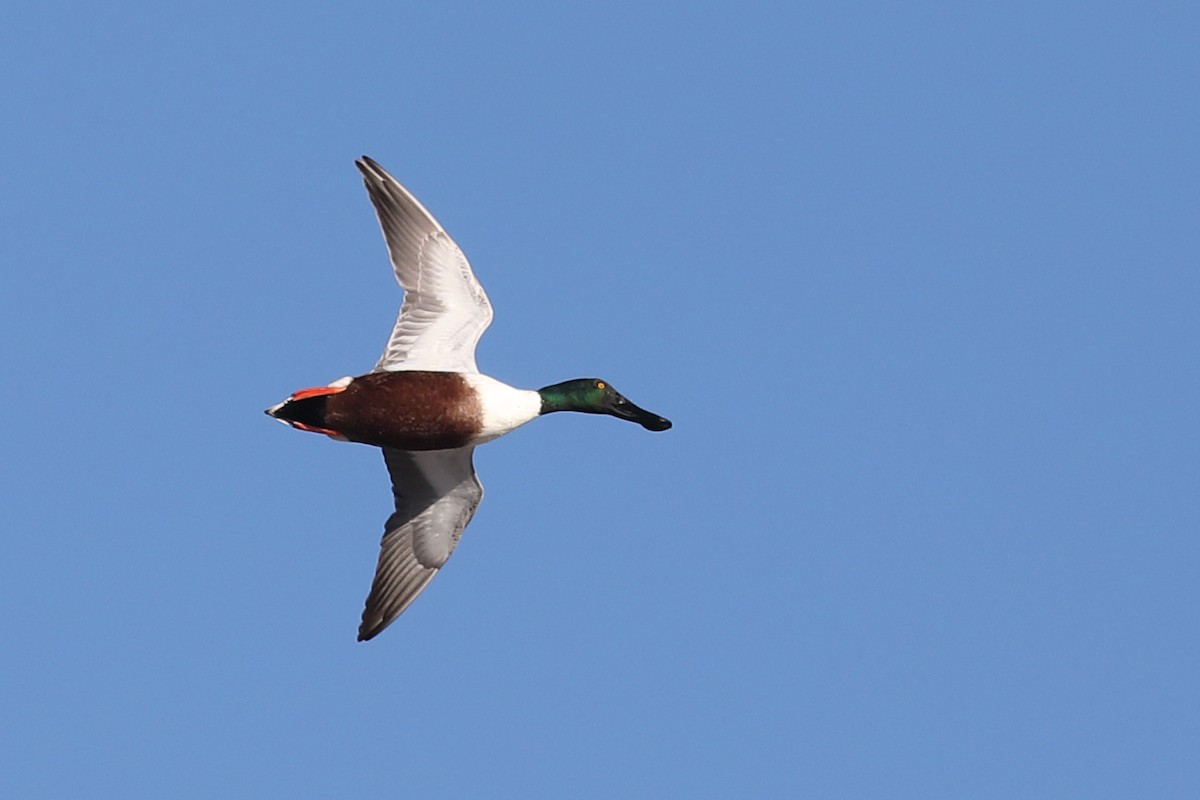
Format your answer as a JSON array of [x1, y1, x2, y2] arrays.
[[267, 157, 670, 641], [268, 371, 541, 451]]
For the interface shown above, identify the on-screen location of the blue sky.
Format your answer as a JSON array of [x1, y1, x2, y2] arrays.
[[3, 2, 1197, 797]]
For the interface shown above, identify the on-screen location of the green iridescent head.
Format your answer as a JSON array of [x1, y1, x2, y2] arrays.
[[537, 379, 671, 431]]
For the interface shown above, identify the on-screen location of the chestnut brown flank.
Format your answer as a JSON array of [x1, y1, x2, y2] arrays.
[[321, 371, 482, 450]]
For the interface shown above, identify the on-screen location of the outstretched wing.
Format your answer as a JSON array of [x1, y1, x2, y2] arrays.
[[358, 446, 483, 641], [356, 156, 493, 373]]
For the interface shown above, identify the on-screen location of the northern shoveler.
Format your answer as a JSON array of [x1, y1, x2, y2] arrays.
[[267, 156, 671, 641]]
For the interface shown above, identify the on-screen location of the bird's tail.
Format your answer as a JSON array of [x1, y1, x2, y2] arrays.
[[265, 383, 348, 438]]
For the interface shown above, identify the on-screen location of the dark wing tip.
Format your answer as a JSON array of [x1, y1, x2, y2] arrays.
[[355, 618, 384, 642], [356, 155, 384, 176]]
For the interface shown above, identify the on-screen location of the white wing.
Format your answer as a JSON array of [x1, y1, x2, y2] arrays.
[[358, 446, 483, 641], [356, 156, 493, 373]]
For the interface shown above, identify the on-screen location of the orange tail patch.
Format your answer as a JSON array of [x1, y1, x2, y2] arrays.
[[288, 420, 348, 440], [289, 384, 350, 401]]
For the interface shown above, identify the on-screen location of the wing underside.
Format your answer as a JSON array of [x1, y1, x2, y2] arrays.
[[355, 157, 493, 373], [358, 446, 483, 641]]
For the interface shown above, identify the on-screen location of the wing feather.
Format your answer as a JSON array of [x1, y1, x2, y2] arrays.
[[355, 157, 493, 373], [357, 446, 483, 641]]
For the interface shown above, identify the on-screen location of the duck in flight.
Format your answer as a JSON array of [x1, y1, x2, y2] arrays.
[[267, 157, 671, 641]]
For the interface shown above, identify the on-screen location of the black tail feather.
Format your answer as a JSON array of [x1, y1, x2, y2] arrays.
[[270, 395, 330, 429]]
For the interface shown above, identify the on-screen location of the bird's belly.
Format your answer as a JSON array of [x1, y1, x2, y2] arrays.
[[322, 371, 483, 451]]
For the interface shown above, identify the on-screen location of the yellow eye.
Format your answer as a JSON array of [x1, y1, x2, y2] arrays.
[[597, 381, 606, 389]]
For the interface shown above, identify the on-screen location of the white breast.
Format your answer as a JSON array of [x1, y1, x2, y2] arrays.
[[462, 374, 542, 444]]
